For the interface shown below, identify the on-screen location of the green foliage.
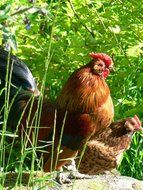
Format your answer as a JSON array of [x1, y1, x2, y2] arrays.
[[0, 0, 143, 181]]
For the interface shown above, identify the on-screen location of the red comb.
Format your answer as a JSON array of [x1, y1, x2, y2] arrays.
[[89, 52, 113, 67]]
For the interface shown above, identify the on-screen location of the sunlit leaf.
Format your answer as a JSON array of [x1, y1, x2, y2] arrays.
[[109, 25, 121, 34], [126, 43, 143, 57]]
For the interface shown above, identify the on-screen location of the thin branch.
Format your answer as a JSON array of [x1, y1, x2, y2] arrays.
[[68, 0, 95, 38], [11, 6, 34, 16]]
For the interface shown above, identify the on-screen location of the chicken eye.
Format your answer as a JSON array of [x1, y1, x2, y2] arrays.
[[98, 63, 104, 67]]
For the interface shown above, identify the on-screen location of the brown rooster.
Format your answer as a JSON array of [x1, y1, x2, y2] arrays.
[[43, 52, 115, 172]]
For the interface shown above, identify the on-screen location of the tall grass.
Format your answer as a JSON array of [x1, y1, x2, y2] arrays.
[[0, 54, 61, 189], [119, 132, 143, 179], [0, 0, 67, 189]]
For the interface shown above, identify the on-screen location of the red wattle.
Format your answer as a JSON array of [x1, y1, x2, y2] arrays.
[[103, 69, 110, 78]]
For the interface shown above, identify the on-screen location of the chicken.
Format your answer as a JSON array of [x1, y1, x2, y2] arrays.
[[43, 52, 114, 172], [76, 115, 142, 175], [0, 47, 122, 174]]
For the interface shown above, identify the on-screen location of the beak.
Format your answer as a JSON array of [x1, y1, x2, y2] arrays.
[[109, 64, 115, 72]]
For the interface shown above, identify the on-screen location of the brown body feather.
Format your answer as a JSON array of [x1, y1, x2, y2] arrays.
[[57, 65, 114, 137]]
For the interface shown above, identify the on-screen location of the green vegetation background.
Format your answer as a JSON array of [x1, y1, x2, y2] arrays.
[[0, 0, 143, 180]]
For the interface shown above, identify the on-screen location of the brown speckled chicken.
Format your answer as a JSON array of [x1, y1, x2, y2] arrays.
[[76, 115, 142, 175]]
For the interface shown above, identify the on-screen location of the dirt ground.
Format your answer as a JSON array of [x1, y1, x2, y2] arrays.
[[1, 172, 143, 190]]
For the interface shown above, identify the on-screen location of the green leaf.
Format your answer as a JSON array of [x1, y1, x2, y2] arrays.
[[0, 12, 10, 21], [0, 2, 11, 12], [137, 73, 143, 87], [126, 43, 143, 57], [109, 25, 120, 34]]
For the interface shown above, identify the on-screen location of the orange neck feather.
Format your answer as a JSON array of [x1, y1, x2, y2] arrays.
[[57, 67, 110, 113]]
